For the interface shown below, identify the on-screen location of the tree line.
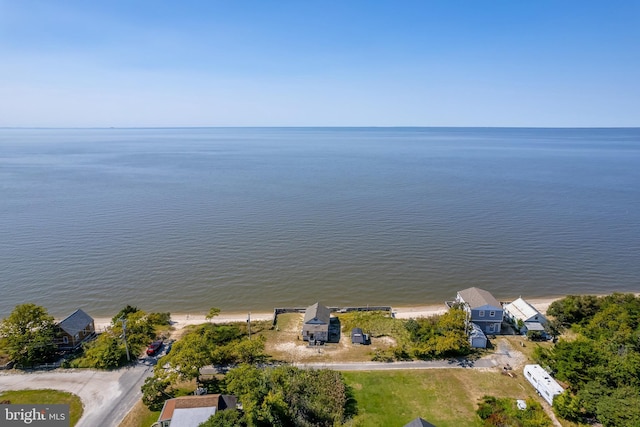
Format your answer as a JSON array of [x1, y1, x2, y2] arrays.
[[535, 293, 640, 427], [0, 303, 170, 368]]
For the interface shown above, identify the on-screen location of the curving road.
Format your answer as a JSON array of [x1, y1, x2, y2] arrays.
[[0, 360, 154, 427]]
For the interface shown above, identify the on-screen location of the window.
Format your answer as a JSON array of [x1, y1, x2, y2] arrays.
[[63, 336, 69, 344], [479, 310, 485, 317], [489, 311, 496, 317]]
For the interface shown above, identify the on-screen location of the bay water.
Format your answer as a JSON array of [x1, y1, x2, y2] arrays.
[[1, 127, 639, 317]]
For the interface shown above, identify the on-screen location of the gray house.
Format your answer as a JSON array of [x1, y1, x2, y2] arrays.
[[456, 287, 503, 334], [302, 302, 330, 343]]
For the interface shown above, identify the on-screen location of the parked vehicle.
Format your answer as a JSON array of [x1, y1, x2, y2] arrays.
[[146, 340, 163, 356]]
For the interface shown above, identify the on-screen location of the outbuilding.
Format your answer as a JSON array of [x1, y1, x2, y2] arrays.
[[468, 322, 487, 348], [351, 328, 368, 345]]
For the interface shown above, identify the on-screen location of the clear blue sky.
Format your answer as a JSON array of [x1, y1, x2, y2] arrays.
[[1, 1, 638, 127]]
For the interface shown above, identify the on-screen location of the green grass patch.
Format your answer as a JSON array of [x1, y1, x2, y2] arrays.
[[338, 311, 410, 345], [343, 369, 540, 427], [0, 389, 83, 426], [477, 396, 552, 426]]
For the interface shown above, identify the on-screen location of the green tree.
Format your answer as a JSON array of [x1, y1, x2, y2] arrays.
[[141, 376, 174, 411], [595, 386, 640, 427], [0, 303, 57, 365], [551, 338, 603, 388], [76, 335, 127, 369], [224, 364, 349, 427], [552, 391, 583, 421], [547, 295, 600, 328], [112, 304, 139, 324], [158, 330, 213, 380], [200, 409, 246, 427], [232, 336, 267, 364], [206, 307, 221, 322]]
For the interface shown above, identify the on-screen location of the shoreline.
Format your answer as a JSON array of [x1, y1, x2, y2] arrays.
[[90, 295, 566, 333]]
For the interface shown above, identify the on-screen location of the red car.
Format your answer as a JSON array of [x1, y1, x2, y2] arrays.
[[146, 340, 163, 356]]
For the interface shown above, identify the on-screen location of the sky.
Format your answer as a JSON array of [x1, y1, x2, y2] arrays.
[[0, 1, 639, 127]]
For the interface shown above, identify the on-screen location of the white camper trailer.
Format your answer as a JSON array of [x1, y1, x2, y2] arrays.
[[523, 364, 564, 405]]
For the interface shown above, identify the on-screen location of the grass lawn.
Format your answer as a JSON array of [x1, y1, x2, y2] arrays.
[[0, 389, 83, 427], [118, 400, 160, 427], [342, 369, 541, 427]]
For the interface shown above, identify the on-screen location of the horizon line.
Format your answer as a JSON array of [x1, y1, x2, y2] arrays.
[[2, 125, 640, 130]]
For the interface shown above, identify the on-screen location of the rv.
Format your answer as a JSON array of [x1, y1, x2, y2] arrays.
[[523, 364, 564, 405]]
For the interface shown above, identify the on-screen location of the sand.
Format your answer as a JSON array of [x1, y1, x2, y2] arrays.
[[90, 297, 560, 333]]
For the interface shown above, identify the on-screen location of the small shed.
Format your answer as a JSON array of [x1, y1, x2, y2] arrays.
[[302, 302, 331, 343], [469, 322, 487, 348], [56, 309, 96, 351], [351, 328, 366, 345]]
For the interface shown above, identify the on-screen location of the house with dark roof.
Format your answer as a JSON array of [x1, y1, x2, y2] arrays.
[[456, 287, 504, 334], [302, 302, 331, 343], [157, 394, 237, 427], [403, 417, 437, 427], [56, 309, 96, 351]]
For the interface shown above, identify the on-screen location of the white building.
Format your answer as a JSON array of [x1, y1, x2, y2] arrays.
[[523, 364, 564, 405], [504, 297, 547, 334]]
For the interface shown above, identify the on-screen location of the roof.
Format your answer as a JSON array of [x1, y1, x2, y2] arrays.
[[304, 302, 331, 324], [404, 417, 437, 427], [505, 297, 545, 322], [158, 394, 236, 423], [524, 322, 545, 331], [170, 407, 217, 427], [457, 287, 501, 309], [469, 322, 487, 339], [58, 309, 94, 336], [351, 328, 365, 344], [524, 364, 564, 394]]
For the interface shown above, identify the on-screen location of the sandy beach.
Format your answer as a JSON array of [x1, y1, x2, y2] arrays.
[[89, 296, 562, 333]]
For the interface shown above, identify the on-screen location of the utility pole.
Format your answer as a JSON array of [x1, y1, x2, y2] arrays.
[[247, 312, 251, 340], [120, 317, 131, 361]]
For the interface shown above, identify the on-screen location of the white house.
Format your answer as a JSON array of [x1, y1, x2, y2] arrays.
[[523, 364, 564, 405], [504, 297, 547, 334]]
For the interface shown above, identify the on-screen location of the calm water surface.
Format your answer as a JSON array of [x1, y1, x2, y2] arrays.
[[1, 128, 639, 317]]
